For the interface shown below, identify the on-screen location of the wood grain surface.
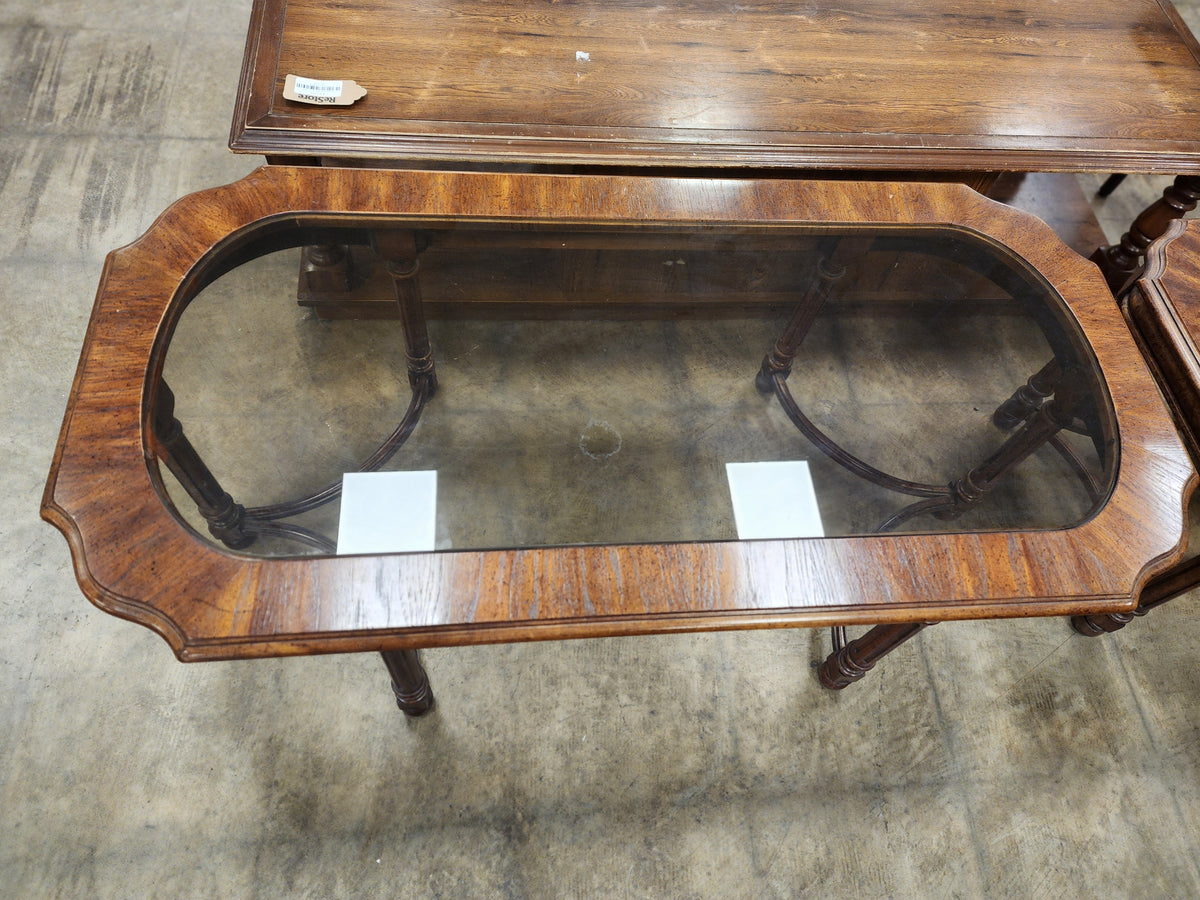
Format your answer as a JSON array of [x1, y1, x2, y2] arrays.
[[42, 167, 1196, 660], [230, 0, 1200, 170], [1126, 219, 1200, 457]]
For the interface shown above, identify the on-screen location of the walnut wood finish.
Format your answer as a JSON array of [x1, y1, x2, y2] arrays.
[[42, 168, 1195, 664], [232, 0, 1200, 308], [1071, 555, 1200, 635], [1126, 219, 1200, 455], [230, 0, 1200, 173], [1074, 218, 1200, 635]]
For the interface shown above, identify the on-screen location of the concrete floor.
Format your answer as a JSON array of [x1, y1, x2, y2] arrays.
[[4, 0, 1200, 896]]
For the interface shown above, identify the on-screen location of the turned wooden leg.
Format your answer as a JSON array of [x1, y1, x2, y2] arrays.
[[301, 244, 354, 294], [1097, 174, 1127, 198], [1091, 175, 1200, 298], [756, 240, 851, 393], [381, 649, 435, 716], [1072, 555, 1200, 636], [1070, 611, 1135, 636], [298, 243, 356, 318], [934, 366, 1088, 520], [993, 359, 1061, 429], [875, 365, 1088, 530], [150, 381, 255, 550], [376, 231, 438, 395], [819, 622, 929, 689]]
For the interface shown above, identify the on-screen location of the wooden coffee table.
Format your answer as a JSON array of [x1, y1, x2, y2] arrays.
[[41, 168, 1196, 710]]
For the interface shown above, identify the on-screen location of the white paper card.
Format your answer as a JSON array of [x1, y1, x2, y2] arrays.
[[337, 471, 437, 555], [726, 461, 824, 540]]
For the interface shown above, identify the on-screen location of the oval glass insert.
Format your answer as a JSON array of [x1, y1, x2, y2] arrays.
[[150, 219, 1115, 558]]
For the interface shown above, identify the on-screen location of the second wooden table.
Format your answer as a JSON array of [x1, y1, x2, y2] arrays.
[[232, 0, 1200, 173]]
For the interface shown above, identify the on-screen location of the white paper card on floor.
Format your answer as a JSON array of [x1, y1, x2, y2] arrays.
[[337, 470, 437, 554], [726, 460, 824, 540]]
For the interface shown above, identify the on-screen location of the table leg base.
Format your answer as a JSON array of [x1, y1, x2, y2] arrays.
[[1070, 555, 1200, 638], [818, 622, 929, 689], [1070, 613, 1135, 636], [381, 649, 435, 717]]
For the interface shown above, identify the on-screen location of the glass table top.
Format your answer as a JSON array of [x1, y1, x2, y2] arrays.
[[154, 219, 1114, 559]]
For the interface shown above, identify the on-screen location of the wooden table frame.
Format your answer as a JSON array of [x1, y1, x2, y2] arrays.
[[231, 0, 1200, 173], [229, 0, 1200, 297], [1073, 218, 1200, 636], [41, 167, 1196, 709]]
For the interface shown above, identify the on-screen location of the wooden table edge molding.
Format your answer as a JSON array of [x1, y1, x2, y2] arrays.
[[229, 128, 1200, 175], [41, 166, 1198, 663], [227, 0, 1200, 174]]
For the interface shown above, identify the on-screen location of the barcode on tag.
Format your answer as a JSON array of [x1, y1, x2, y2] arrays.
[[293, 77, 343, 97], [283, 74, 367, 106]]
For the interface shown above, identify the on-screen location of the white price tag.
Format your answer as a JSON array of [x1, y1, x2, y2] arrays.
[[283, 74, 367, 106]]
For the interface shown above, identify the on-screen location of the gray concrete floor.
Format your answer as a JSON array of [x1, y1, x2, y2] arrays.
[[4, 0, 1200, 896]]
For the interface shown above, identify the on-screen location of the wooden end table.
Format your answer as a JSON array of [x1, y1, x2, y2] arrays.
[[230, 0, 1200, 298], [1074, 217, 1200, 636], [41, 169, 1196, 711]]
